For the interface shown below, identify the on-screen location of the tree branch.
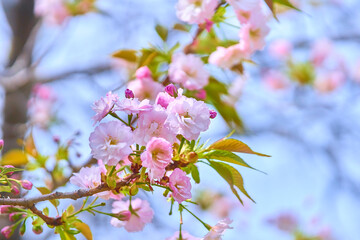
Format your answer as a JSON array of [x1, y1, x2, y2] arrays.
[[0, 173, 139, 208]]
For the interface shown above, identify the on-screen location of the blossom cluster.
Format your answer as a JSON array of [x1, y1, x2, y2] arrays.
[[69, 85, 219, 234], [27, 84, 57, 129]]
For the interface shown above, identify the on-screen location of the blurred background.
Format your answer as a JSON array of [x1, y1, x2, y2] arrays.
[[0, 0, 360, 239]]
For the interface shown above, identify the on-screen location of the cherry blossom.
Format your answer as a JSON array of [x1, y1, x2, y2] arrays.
[[140, 137, 173, 180], [203, 218, 233, 240], [114, 98, 153, 115], [169, 52, 209, 90], [175, 0, 219, 24], [89, 121, 133, 166], [209, 43, 250, 69], [92, 92, 119, 124], [110, 198, 154, 232], [169, 168, 192, 203], [34, 0, 70, 25], [166, 95, 211, 140], [127, 77, 163, 102]]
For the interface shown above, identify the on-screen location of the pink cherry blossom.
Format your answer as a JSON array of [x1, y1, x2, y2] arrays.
[[266, 212, 298, 233], [203, 218, 233, 240], [209, 44, 250, 69], [310, 38, 333, 67], [239, 9, 270, 53], [314, 71, 345, 93], [166, 231, 201, 240], [195, 89, 207, 100], [70, 165, 123, 200], [166, 96, 211, 140], [70, 166, 102, 189], [156, 92, 175, 109], [114, 98, 153, 115], [268, 39, 293, 60], [176, 0, 219, 24], [140, 137, 173, 180], [169, 168, 192, 203], [227, 0, 259, 11], [89, 121, 133, 166], [169, 53, 209, 90], [135, 66, 152, 80], [127, 78, 163, 102], [263, 70, 289, 90], [35, 0, 70, 25], [92, 92, 119, 124], [28, 85, 57, 129], [110, 198, 154, 232], [134, 105, 177, 145]]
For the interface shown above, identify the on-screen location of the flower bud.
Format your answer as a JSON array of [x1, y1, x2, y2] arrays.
[[21, 180, 33, 190], [53, 135, 60, 144], [209, 110, 217, 119], [0, 205, 11, 214], [165, 84, 177, 97], [0, 139, 4, 151], [11, 185, 20, 195], [32, 225, 43, 235], [186, 152, 198, 164], [9, 213, 25, 222], [125, 89, 135, 99], [116, 210, 131, 221], [1, 226, 13, 239], [3, 165, 14, 176], [195, 89, 206, 100], [135, 66, 152, 79]]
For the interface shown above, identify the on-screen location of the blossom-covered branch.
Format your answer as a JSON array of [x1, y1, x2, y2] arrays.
[[0, 173, 138, 208]]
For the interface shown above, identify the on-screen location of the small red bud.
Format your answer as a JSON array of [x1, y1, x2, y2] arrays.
[[32, 225, 43, 235]]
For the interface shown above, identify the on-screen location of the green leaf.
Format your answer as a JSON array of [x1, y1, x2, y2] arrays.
[[212, 6, 227, 23], [173, 23, 190, 32], [202, 150, 262, 172], [274, 0, 301, 11], [155, 24, 168, 42], [204, 78, 245, 132], [208, 138, 270, 157], [0, 185, 11, 192], [111, 49, 138, 62], [264, 0, 273, 12], [73, 222, 93, 240], [191, 165, 200, 184], [19, 220, 26, 236], [36, 187, 60, 207], [0, 166, 24, 175], [209, 161, 255, 204], [1, 149, 28, 166]]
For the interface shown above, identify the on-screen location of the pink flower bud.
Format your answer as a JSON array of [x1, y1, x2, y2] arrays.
[[21, 180, 33, 190], [135, 66, 152, 79], [11, 185, 20, 195], [195, 89, 206, 100], [1, 226, 13, 239], [0, 205, 11, 214], [9, 213, 24, 222], [205, 19, 213, 32], [32, 225, 43, 235], [209, 110, 217, 119], [0, 139, 4, 151], [165, 84, 177, 97], [125, 89, 135, 99], [117, 210, 131, 221], [53, 135, 60, 143]]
